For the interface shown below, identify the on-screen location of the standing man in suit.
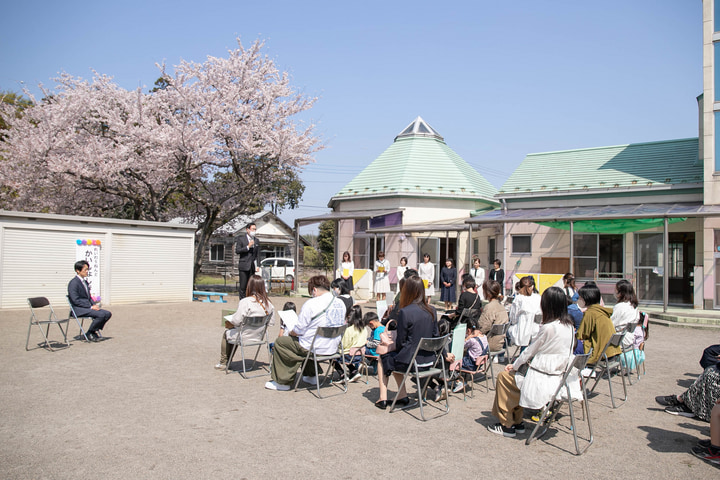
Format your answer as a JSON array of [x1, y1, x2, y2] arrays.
[[68, 260, 112, 342], [236, 222, 260, 299]]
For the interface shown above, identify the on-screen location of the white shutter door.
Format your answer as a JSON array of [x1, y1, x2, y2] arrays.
[[111, 234, 192, 303], [1, 228, 83, 308]]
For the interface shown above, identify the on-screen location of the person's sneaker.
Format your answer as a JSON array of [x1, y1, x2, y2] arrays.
[[513, 422, 526, 433], [264, 380, 290, 391], [691, 445, 720, 464], [436, 387, 448, 402], [349, 372, 362, 383], [214, 363, 226, 370], [453, 381, 465, 393], [302, 375, 318, 385], [697, 439, 712, 448], [487, 423, 516, 437], [655, 395, 682, 407], [664, 404, 694, 417]]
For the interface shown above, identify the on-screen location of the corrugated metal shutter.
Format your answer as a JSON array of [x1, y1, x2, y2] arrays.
[[1, 228, 87, 309], [110, 234, 193, 303]]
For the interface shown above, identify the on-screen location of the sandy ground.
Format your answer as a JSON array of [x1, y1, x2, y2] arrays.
[[1, 297, 718, 479]]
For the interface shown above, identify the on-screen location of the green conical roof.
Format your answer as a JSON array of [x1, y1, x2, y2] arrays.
[[329, 117, 498, 207]]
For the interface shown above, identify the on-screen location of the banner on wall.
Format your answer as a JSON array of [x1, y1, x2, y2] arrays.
[[76, 239, 102, 301]]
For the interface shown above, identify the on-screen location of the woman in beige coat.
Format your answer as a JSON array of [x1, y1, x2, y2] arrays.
[[479, 280, 508, 352]]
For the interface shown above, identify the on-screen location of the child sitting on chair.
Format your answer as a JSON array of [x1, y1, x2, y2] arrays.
[[333, 305, 368, 383]]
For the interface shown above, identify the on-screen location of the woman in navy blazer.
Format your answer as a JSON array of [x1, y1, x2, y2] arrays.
[[375, 275, 439, 409]]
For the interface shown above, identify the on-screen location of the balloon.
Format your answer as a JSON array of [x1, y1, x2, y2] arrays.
[[96, 240, 102, 245], [87, 239, 93, 245], [76, 239, 82, 245], [82, 240, 87, 245]]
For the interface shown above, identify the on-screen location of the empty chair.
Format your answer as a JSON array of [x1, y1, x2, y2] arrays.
[[388, 334, 451, 421], [67, 295, 90, 342], [226, 313, 274, 378], [26, 297, 70, 351], [587, 332, 628, 408], [293, 324, 348, 398], [526, 353, 594, 455]]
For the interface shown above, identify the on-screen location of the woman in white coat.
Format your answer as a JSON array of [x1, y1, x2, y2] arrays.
[[418, 253, 435, 301], [507, 276, 542, 351], [470, 257, 486, 299], [488, 286, 578, 437]]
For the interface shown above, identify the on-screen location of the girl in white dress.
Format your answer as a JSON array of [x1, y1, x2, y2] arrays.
[[395, 256, 408, 295], [374, 251, 391, 301], [418, 253, 435, 301]]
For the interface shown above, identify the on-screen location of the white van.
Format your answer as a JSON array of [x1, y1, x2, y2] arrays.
[[260, 257, 295, 281]]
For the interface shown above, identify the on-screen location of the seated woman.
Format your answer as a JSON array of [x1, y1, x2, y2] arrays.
[[331, 277, 354, 314], [442, 277, 482, 331], [215, 275, 275, 370], [656, 360, 720, 421], [576, 283, 619, 366], [375, 275, 439, 410], [487, 286, 578, 437], [611, 279, 639, 348], [507, 276, 542, 352], [478, 280, 509, 354]]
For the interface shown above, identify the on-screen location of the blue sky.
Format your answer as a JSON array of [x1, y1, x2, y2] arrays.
[[0, 1, 702, 233]]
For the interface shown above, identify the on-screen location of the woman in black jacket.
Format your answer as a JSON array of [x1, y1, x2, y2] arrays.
[[375, 275, 439, 409]]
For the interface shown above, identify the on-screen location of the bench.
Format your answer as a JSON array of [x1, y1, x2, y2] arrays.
[[193, 290, 228, 303]]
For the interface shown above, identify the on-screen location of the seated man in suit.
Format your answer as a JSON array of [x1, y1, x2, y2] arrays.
[[68, 260, 112, 342]]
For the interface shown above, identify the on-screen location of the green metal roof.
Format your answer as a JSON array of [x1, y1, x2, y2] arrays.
[[330, 117, 498, 206], [499, 138, 702, 196]]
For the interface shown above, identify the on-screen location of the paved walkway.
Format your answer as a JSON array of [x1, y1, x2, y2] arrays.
[[1, 298, 718, 479]]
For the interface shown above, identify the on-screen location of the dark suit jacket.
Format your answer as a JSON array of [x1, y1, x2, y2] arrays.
[[68, 276, 94, 316], [394, 303, 439, 366], [236, 234, 260, 271]]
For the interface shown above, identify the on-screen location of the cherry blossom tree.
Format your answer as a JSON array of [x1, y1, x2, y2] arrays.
[[0, 39, 321, 278]]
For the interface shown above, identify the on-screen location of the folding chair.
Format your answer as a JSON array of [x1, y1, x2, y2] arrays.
[[66, 295, 90, 342], [487, 322, 510, 388], [588, 332, 627, 408], [389, 334, 451, 421], [26, 297, 70, 351], [293, 324, 348, 398], [458, 352, 491, 398], [225, 313, 274, 378], [359, 351, 380, 384], [526, 353, 594, 455]]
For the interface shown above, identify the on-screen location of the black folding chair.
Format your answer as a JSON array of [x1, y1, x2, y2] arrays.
[[26, 297, 70, 351]]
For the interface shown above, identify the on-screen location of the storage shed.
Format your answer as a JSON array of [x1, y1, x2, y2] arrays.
[[0, 211, 196, 309]]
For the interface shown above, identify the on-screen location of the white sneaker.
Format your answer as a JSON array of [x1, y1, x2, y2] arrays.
[[214, 363, 226, 370], [493, 357, 499, 364], [349, 372, 362, 383], [302, 375, 318, 385], [453, 381, 465, 393], [264, 380, 290, 391]]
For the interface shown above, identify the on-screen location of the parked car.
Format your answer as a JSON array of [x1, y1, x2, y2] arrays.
[[260, 257, 295, 282]]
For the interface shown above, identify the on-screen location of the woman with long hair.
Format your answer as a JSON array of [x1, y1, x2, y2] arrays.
[[216, 274, 275, 370], [418, 253, 435, 301], [487, 286, 578, 437], [339, 251, 354, 293], [611, 279, 639, 348], [375, 275, 439, 409]]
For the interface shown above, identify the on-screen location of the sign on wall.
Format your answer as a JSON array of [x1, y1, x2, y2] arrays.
[[76, 238, 102, 301]]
